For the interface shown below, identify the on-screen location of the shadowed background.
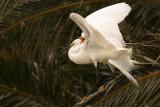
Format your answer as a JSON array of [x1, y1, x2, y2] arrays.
[[0, 0, 159, 107]]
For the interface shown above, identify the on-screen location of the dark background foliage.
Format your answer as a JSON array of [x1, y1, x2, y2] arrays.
[[0, 0, 159, 107]]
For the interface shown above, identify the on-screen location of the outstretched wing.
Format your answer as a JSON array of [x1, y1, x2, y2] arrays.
[[85, 2, 131, 48], [69, 13, 115, 50]]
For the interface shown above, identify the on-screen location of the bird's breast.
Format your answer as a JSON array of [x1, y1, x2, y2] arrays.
[[68, 47, 92, 64]]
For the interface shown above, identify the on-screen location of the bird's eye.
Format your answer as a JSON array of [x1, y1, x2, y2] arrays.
[[70, 42, 75, 47]]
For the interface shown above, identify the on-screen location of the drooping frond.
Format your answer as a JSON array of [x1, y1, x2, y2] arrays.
[[94, 72, 160, 107], [0, 85, 53, 107]]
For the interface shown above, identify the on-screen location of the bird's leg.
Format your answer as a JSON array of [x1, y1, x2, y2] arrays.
[[95, 66, 99, 83], [94, 66, 99, 88]]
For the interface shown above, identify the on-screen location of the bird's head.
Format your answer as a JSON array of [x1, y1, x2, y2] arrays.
[[68, 36, 86, 64], [68, 39, 81, 58], [68, 36, 86, 56], [70, 37, 85, 48], [70, 39, 81, 48]]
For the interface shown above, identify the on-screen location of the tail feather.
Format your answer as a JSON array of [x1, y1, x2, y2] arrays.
[[108, 52, 138, 86], [120, 69, 138, 87]]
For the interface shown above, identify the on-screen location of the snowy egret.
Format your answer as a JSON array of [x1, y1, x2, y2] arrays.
[[68, 2, 138, 86]]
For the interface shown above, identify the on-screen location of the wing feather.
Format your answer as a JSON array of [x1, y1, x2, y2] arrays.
[[69, 13, 115, 50], [85, 2, 131, 48]]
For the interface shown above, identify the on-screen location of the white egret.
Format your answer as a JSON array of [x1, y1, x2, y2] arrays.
[[68, 2, 138, 86]]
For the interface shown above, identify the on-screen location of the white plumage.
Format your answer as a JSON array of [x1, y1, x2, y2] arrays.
[[85, 2, 131, 48], [68, 2, 138, 86]]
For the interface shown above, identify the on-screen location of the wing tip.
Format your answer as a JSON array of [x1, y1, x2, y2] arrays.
[[120, 2, 131, 12], [107, 2, 132, 23], [119, 2, 131, 7], [69, 13, 84, 21], [69, 13, 76, 18]]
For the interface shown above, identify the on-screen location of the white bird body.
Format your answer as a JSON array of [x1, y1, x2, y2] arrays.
[[68, 39, 92, 64], [68, 2, 138, 86]]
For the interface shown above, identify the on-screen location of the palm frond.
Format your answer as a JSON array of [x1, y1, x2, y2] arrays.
[[126, 2, 160, 63], [0, 85, 53, 107], [94, 71, 160, 107], [0, 0, 159, 107], [0, 0, 30, 21], [0, 0, 106, 33], [74, 70, 160, 107], [0, 1, 109, 106]]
